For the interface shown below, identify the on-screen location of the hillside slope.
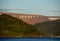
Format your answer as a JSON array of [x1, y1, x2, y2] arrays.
[[0, 14, 40, 37], [35, 19, 60, 36]]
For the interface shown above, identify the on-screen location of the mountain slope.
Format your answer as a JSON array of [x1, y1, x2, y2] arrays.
[[35, 19, 60, 36], [0, 12, 49, 25], [0, 14, 40, 37]]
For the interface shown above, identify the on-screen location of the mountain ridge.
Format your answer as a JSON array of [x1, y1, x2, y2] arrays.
[[0, 12, 60, 25], [0, 12, 49, 25]]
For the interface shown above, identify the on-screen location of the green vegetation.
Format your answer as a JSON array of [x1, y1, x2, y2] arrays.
[[35, 19, 60, 37], [0, 14, 40, 37], [0, 14, 60, 37]]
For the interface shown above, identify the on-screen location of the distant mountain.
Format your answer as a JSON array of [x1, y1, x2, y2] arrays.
[[0, 12, 60, 25], [35, 19, 60, 36], [0, 14, 40, 37], [0, 12, 49, 25]]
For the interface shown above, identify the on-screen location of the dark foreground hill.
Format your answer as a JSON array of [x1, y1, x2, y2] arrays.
[[35, 19, 60, 37], [0, 14, 40, 37]]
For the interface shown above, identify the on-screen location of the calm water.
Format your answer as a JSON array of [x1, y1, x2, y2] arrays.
[[0, 38, 60, 41]]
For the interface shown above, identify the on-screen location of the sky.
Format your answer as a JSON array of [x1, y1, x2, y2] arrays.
[[0, 0, 60, 16]]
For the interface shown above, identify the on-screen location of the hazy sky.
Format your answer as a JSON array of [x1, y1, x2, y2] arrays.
[[0, 0, 60, 16]]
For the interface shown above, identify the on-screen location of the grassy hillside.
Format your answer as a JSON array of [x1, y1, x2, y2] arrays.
[[0, 14, 40, 37], [35, 19, 60, 37]]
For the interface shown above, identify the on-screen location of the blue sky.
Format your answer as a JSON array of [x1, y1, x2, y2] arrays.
[[0, 0, 60, 16]]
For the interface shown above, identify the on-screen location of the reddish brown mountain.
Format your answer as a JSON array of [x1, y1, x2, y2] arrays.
[[0, 12, 60, 25]]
